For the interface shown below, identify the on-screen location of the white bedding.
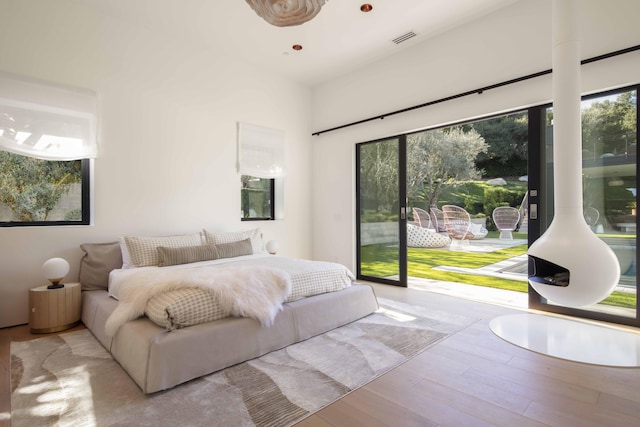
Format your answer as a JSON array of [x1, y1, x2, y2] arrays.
[[108, 254, 355, 331], [109, 254, 270, 300], [105, 264, 292, 337]]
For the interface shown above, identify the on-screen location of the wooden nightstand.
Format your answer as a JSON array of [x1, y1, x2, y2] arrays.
[[29, 282, 81, 333]]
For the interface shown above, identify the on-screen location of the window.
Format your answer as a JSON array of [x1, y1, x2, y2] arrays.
[[0, 153, 90, 226], [237, 122, 284, 221], [241, 175, 274, 220], [533, 86, 638, 322], [0, 71, 96, 227]]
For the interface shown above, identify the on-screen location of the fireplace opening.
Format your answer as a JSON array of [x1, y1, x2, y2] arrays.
[[529, 255, 570, 287]]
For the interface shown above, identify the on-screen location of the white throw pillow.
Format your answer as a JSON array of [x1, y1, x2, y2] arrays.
[[119, 236, 132, 269], [470, 223, 483, 234], [202, 228, 263, 254]]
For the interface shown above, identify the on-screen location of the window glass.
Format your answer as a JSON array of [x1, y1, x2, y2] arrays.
[[0, 152, 89, 226], [241, 175, 274, 220], [542, 88, 637, 317]]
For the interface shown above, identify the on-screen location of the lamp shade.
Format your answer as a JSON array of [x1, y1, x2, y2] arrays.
[[265, 240, 279, 255], [42, 257, 69, 289]]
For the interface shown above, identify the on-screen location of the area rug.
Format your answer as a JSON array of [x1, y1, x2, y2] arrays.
[[11, 298, 476, 427]]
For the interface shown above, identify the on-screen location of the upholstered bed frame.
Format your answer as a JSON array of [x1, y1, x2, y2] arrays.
[[78, 241, 379, 394], [82, 285, 377, 393]]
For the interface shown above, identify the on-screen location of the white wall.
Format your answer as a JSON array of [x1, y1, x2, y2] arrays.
[[0, 1, 312, 326], [310, 0, 640, 270]]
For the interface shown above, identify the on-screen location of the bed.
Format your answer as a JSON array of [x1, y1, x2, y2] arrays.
[[78, 229, 379, 393]]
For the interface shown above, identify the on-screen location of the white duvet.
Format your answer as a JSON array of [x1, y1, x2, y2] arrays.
[[108, 254, 273, 301], [104, 263, 291, 337], [105, 254, 355, 335]]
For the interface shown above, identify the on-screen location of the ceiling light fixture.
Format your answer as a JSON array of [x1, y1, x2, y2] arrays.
[[245, 0, 327, 27], [360, 4, 373, 12]]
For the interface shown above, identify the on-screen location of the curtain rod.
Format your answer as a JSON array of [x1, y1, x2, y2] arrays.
[[311, 44, 640, 136]]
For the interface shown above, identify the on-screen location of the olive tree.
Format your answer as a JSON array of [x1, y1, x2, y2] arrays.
[[407, 126, 488, 208], [0, 151, 81, 221], [359, 139, 399, 215]]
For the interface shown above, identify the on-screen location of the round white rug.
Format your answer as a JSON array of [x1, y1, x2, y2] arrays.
[[490, 313, 640, 367]]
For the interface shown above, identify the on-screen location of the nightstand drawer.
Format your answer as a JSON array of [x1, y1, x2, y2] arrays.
[[29, 282, 81, 333]]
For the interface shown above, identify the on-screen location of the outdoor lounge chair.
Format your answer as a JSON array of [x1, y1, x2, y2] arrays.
[[407, 223, 451, 248], [492, 206, 520, 240], [430, 207, 447, 233], [412, 207, 433, 229], [442, 205, 487, 249]]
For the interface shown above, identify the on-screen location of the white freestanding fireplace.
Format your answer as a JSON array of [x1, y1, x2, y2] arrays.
[[526, 0, 620, 307], [490, 0, 639, 367]]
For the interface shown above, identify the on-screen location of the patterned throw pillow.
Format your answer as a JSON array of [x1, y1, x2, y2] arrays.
[[202, 228, 263, 254], [215, 238, 253, 259], [146, 288, 226, 330], [157, 244, 220, 267], [123, 233, 203, 268]]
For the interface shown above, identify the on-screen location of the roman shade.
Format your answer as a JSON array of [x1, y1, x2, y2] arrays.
[[237, 122, 285, 178], [0, 71, 97, 160]]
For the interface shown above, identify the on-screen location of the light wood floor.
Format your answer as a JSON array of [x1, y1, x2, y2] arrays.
[[3, 285, 640, 426], [296, 283, 640, 427]]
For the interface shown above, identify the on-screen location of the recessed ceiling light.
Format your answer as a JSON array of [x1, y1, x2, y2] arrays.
[[360, 4, 373, 12], [292, 44, 303, 51]]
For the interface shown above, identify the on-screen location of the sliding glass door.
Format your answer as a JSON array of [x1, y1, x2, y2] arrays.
[[356, 136, 407, 286], [355, 85, 638, 328], [530, 86, 639, 326]]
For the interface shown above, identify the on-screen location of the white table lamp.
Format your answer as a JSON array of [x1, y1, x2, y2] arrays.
[[265, 240, 279, 255], [42, 257, 70, 289]]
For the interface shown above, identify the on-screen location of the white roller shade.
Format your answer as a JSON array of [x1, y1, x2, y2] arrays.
[[237, 122, 285, 178], [0, 71, 97, 160]]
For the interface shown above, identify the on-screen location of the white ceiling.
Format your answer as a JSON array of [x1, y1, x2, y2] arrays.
[[89, 0, 521, 86]]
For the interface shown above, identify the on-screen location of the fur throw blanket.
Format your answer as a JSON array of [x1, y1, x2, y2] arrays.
[[105, 266, 292, 337]]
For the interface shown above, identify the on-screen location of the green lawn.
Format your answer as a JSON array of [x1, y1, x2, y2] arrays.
[[361, 241, 636, 309]]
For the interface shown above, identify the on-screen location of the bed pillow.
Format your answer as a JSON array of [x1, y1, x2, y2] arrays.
[[216, 238, 253, 259], [79, 242, 123, 291], [119, 236, 132, 269], [202, 228, 263, 254], [158, 244, 220, 267], [123, 233, 203, 268]]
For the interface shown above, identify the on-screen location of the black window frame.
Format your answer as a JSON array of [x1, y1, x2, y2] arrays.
[[0, 157, 91, 227], [355, 84, 639, 328], [240, 175, 275, 221], [528, 84, 639, 327]]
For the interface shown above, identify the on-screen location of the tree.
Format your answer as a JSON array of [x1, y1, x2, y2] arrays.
[[407, 126, 488, 208], [0, 151, 81, 221], [581, 91, 636, 158], [359, 139, 398, 214], [471, 112, 528, 176]]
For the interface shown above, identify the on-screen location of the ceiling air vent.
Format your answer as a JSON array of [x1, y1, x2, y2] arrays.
[[392, 31, 417, 45]]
